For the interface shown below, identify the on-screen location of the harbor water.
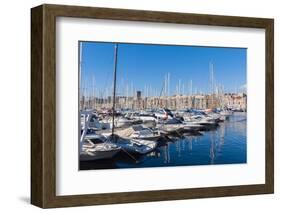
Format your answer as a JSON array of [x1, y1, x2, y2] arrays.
[[80, 112, 247, 170]]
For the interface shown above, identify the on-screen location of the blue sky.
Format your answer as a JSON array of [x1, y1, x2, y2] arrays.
[[80, 41, 246, 97]]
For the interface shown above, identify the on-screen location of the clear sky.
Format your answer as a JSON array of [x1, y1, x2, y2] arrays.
[[80, 41, 246, 98]]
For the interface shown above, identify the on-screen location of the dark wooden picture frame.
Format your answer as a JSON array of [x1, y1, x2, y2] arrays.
[[31, 4, 274, 208]]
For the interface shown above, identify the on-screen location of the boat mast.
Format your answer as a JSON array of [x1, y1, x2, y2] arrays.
[[209, 62, 214, 108], [79, 42, 84, 110], [112, 43, 118, 136], [79, 42, 83, 154]]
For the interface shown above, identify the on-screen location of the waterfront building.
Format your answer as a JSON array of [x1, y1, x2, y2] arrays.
[[80, 92, 247, 111]]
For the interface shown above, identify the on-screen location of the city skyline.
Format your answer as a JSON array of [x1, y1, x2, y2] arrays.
[[80, 41, 247, 98]]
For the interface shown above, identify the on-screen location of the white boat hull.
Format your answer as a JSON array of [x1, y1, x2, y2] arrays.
[[80, 149, 120, 161]]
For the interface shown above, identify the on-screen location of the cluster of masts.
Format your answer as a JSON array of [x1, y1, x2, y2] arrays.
[[80, 72, 239, 111], [80, 71, 224, 100]]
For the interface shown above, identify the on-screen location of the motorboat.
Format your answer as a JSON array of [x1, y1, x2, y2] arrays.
[[80, 112, 121, 161], [80, 140, 121, 161], [81, 111, 110, 130], [112, 136, 158, 155], [156, 123, 184, 135], [155, 108, 182, 124], [101, 116, 141, 128], [114, 125, 161, 140]]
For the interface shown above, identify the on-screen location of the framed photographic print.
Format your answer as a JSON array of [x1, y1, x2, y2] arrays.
[[31, 4, 274, 208]]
